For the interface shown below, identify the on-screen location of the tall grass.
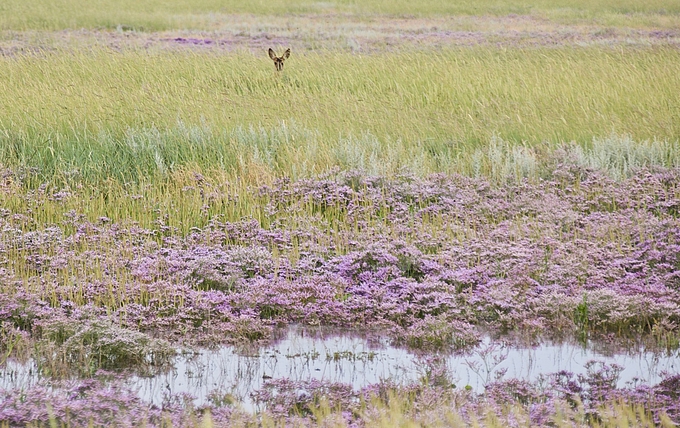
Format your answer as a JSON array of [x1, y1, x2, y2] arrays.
[[2, 0, 680, 31], [0, 135, 677, 234], [1, 48, 678, 186]]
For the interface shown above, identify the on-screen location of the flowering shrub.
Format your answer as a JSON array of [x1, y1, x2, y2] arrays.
[[1, 154, 679, 424], [2, 161, 680, 346], [2, 367, 678, 427], [247, 363, 680, 427]]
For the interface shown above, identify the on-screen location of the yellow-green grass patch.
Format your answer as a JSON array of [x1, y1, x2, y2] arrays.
[[2, 0, 680, 31], [1, 47, 678, 184]]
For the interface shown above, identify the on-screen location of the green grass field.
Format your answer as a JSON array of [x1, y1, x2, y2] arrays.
[[1, 0, 679, 229], [3, 0, 680, 31], [2, 48, 679, 184], [1, 46, 679, 232]]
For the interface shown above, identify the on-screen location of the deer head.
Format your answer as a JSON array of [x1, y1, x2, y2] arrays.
[[269, 48, 290, 71]]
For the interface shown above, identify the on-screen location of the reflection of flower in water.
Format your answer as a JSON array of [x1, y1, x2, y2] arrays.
[[464, 340, 509, 387]]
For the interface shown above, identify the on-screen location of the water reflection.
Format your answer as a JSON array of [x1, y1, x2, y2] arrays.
[[2, 326, 679, 411], [133, 326, 416, 409]]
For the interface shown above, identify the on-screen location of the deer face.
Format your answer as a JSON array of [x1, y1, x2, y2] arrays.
[[269, 48, 290, 71]]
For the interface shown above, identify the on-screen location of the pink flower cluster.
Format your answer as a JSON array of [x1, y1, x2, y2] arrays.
[[1, 155, 679, 425]]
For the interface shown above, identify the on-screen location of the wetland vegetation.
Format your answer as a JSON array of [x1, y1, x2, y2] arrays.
[[1, 0, 680, 426]]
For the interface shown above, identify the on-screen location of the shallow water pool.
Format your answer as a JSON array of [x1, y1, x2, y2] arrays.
[[2, 326, 678, 411]]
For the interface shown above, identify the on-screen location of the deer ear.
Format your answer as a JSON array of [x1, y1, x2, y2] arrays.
[[268, 48, 277, 60], [283, 48, 290, 60]]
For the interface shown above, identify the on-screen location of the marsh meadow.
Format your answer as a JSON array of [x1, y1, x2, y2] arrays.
[[1, 0, 680, 426]]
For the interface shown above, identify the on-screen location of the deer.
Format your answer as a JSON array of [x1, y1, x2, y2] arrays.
[[268, 48, 290, 71]]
